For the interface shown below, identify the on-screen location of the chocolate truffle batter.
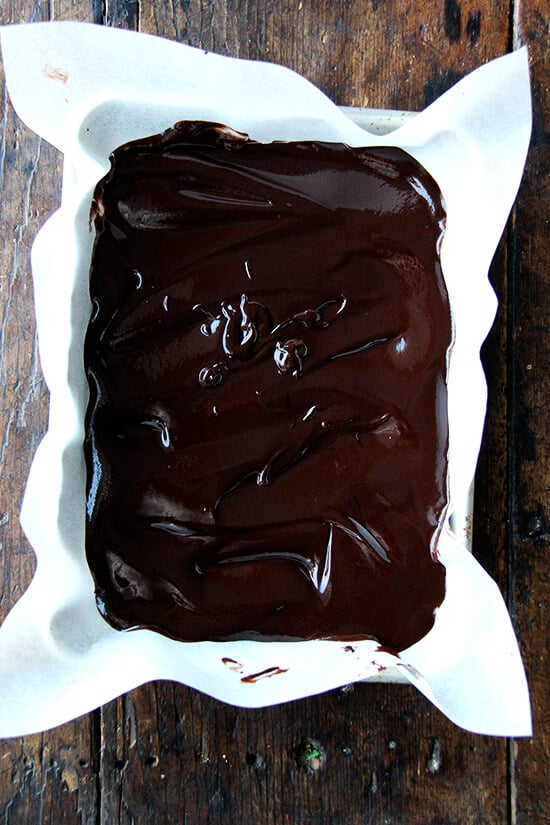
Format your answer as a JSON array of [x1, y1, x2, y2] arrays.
[[84, 121, 450, 650]]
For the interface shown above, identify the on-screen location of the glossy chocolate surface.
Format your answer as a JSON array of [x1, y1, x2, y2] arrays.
[[84, 121, 450, 650]]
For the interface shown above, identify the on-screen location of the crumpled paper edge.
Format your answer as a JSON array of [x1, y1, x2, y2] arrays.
[[0, 22, 532, 736]]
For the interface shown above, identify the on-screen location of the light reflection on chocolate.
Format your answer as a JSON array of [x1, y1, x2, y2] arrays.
[[84, 121, 450, 651]]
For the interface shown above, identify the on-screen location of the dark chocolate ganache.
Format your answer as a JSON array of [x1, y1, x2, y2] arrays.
[[84, 121, 450, 651]]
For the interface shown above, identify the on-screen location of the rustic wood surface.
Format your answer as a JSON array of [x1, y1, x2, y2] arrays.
[[0, 1, 548, 823]]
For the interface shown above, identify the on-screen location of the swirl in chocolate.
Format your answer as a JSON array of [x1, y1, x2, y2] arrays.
[[84, 121, 450, 650]]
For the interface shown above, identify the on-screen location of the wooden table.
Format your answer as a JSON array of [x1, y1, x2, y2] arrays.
[[0, 3, 547, 823]]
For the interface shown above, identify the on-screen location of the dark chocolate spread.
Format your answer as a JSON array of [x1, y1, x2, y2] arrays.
[[84, 121, 450, 651]]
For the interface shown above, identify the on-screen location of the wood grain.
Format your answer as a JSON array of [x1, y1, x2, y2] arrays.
[[97, 682, 510, 825], [0, 0, 547, 823], [509, 1, 550, 822]]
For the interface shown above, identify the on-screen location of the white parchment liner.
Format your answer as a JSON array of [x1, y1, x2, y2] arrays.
[[0, 22, 532, 736]]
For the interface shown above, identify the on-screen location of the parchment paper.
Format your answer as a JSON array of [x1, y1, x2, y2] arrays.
[[0, 22, 532, 736]]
